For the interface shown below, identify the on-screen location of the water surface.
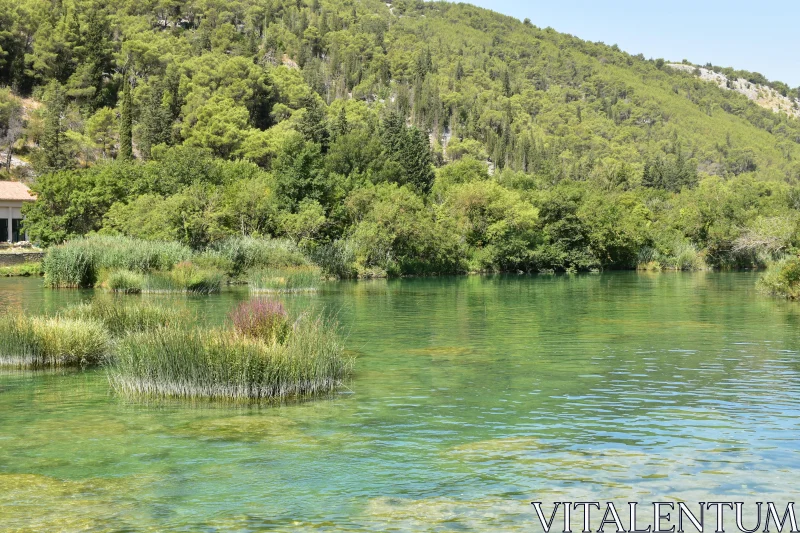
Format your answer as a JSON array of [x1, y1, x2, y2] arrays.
[[1, 273, 798, 531]]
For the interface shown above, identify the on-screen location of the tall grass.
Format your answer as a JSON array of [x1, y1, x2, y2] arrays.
[[757, 257, 800, 299], [637, 242, 706, 272], [109, 316, 351, 401], [142, 262, 224, 294], [43, 236, 193, 288], [102, 263, 224, 294], [211, 236, 309, 277], [248, 266, 321, 293], [62, 298, 188, 336], [0, 313, 110, 368], [106, 270, 145, 294]]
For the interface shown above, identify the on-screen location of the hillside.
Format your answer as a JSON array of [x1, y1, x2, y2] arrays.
[[1, 0, 800, 274], [667, 63, 800, 120]]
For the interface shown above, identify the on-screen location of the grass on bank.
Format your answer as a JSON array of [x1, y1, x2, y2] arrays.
[[758, 258, 800, 299], [109, 300, 351, 401], [248, 266, 322, 293], [0, 262, 42, 277], [0, 313, 110, 368]]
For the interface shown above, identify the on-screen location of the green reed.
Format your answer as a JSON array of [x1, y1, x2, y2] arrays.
[[248, 265, 322, 293], [61, 298, 189, 337], [109, 316, 351, 401], [0, 313, 110, 368], [43, 236, 193, 288]]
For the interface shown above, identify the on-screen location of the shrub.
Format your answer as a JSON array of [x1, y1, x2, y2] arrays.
[[248, 265, 321, 292], [211, 237, 309, 277], [758, 258, 800, 299], [229, 299, 290, 343], [110, 315, 351, 401], [311, 239, 358, 279], [62, 299, 188, 336], [0, 314, 110, 367]]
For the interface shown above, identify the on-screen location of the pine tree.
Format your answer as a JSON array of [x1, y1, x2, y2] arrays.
[[40, 82, 69, 172], [119, 74, 133, 161]]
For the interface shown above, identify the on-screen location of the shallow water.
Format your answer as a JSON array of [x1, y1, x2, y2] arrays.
[[1, 273, 799, 531]]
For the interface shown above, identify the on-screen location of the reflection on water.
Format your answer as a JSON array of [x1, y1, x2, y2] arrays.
[[1, 272, 799, 531]]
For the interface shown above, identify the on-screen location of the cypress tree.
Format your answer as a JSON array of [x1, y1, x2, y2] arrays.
[[119, 74, 133, 161], [298, 94, 329, 150], [40, 82, 69, 172]]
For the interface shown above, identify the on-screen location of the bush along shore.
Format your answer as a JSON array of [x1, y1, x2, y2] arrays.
[[0, 297, 352, 402], [758, 258, 800, 300]]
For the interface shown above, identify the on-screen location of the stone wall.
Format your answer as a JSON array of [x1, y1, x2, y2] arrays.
[[0, 252, 44, 266]]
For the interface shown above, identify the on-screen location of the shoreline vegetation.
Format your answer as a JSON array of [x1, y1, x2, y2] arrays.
[[758, 258, 800, 300], [0, 296, 351, 402], [38, 235, 781, 293], [0, 262, 43, 277]]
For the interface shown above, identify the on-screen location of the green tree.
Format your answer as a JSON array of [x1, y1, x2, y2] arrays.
[[40, 82, 70, 172], [119, 75, 133, 161]]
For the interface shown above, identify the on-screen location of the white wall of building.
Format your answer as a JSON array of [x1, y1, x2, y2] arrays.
[[0, 200, 27, 242]]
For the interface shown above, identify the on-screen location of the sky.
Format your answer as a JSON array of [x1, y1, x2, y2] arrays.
[[462, 0, 800, 87]]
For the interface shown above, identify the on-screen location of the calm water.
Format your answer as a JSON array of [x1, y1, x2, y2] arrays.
[[1, 273, 799, 532]]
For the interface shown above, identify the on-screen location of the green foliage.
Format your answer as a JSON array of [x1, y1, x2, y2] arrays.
[[119, 76, 133, 161], [758, 258, 800, 299], [0, 313, 110, 368]]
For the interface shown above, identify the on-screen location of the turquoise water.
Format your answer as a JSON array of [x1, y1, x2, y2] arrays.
[[1, 273, 799, 531]]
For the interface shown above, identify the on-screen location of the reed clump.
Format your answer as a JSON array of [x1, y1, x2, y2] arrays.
[[61, 298, 188, 336], [248, 265, 321, 293], [0, 313, 110, 368], [102, 263, 223, 294], [105, 270, 145, 293], [43, 236, 193, 288], [211, 236, 310, 277], [758, 258, 800, 299], [142, 262, 224, 294], [109, 313, 351, 401]]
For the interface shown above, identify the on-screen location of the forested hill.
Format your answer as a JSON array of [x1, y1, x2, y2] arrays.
[[2, 0, 800, 275]]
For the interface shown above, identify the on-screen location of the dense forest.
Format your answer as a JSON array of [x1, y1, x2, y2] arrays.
[[2, 0, 800, 275]]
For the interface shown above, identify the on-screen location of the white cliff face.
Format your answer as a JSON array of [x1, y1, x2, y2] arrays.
[[667, 63, 800, 119]]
